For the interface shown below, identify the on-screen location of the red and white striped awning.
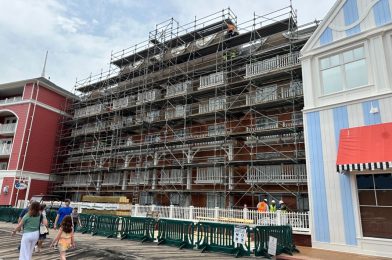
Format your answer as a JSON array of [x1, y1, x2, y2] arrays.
[[336, 122, 392, 172]]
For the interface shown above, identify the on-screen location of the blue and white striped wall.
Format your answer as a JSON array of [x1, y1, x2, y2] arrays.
[[304, 95, 392, 248], [318, 0, 392, 46]]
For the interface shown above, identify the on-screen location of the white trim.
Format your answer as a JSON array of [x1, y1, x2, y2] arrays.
[[328, 0, 380, 32], [0, 170, 51, 181], [302, 22, 392, 59], [311, 240, 392, 258], [0, 99, 71, 117], [303, 91, 392, 113]]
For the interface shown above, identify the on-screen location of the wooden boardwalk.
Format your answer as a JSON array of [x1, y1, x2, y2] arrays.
[[0, 222, 238, 260]]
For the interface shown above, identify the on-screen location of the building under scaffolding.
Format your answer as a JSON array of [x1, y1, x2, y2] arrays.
[[51, 6, 318, 210]]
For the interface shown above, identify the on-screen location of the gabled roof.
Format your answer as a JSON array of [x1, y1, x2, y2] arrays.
[[302, 0, 392, 55], [0, 77, 78, 99], [301, 0, 344, 54]]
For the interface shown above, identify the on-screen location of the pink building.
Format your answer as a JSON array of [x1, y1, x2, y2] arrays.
[[0, 77, 75, 206]]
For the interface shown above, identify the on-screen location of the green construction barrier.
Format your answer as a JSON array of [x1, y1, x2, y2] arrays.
[[8, 208, 22, 223], [0, 207, 11, 222], [92, 215, 120, 238], [196, 222, 251, 258], [120, 217, 155, 242], [76, 214, 95, 234], [253, 225, 298, 258], [157, 219, 195, 249]]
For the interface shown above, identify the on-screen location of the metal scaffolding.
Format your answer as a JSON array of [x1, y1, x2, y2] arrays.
[[51, 5, 318, 209]]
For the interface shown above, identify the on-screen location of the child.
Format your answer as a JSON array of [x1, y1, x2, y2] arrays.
[[70, 208, 82, 232], [50, 216, 75, 260]]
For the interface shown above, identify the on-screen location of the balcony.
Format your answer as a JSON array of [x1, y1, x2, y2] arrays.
[[0, 143, 12, 156], [199, 71, 226, 90], [74, 104, 106, 119], [112, 96, 136, 110], [165, 81, 192, 98], [246, 164, 307, 184], [62, 174, 94, 187], [0, 96, 23, 105], [195, 167, 225, 184], [0, 123, 16, 135], [129, 171, 150, 185], [101, 172, 122, 186], [245, 52, 300, 78], [159, 169, 184, 185]]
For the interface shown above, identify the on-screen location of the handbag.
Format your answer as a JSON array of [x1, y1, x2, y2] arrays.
[[39, 214, 49, 235]]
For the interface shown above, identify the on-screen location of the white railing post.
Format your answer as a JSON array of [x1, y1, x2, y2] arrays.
[[134, 204, 139, 217], [151, 204, 156, 212], [189, 206, 194, 221], [169, 204, 174, 219], [214, 207, 219, 220], [276, 210, 282, 225]]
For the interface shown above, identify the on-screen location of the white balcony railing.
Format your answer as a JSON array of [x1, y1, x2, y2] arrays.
[[199, 71, 226, 90], [131, 204, 310, 233], [136, 89, 161, 105], [166, 81, 192, 98], [62, 174, 94, 187], [245, 52, 300, 78], [112, 96, 136, 110], [195, 167, 224, 184], [0, 143, 12, 155], [159, 169, 184, 184], [0, 96, 23, 105], [74, 104, 106, 118], [246, 164, 307, 184], [102, 172, 122, 186], [129, 171, 150, 185], [0, 123, 17, 134]]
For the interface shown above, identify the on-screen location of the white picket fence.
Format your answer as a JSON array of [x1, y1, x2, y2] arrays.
[[131, 204, 310, 234], [31, 200, 310, 234]]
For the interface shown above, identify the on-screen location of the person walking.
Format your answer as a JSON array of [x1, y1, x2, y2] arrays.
[[51, 216, 75, 260], [54, 199, 73, 229], [70, 208, 82, 232], [35, 204, 49, 253], [11, 201, 48, 260], [269, 200, 277, 213]]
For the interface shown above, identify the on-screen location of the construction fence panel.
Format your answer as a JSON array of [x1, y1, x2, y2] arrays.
[[77, 214, 96, 234], [196, 222, 251, 257], [120, 217, 156, 242], [0, 207, 12, 222], [254, 225, 298, 258], [92, 215, 120, 238], [157, 219, 195, 249]]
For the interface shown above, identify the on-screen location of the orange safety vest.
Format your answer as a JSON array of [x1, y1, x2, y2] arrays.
[[257, 201, 268, 212]]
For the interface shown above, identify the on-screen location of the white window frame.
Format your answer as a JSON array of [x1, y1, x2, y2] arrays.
[[319, 44, 370, 96]]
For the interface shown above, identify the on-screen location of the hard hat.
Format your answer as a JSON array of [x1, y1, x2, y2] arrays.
[[279, 200, 284, 204], [271, 200, 276, 203], [263, 198, 268, 202]]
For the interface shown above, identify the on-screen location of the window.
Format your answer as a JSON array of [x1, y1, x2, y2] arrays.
[[207, 193, 225, 208], [356, 173, 392, 239], [320, 46, 368, 95], [0, 162, 7, 170], [140, 192, 154, 205]]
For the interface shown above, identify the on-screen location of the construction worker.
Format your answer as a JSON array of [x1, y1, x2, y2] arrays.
[[257, 198, 269, 212], [279, 200, 287, 212], [269, 200, 277, 212]]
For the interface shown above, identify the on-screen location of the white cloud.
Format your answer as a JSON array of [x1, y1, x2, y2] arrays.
[[0, 0, 336, 92]]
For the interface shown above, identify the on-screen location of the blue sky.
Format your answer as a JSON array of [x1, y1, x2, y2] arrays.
[[0, 0, 335, 92]]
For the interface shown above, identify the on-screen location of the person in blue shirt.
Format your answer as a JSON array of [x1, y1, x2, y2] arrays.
[[54, 199, 73, 229]]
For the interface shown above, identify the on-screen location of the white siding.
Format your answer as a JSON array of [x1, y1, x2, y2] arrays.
[[319, 109, 346, 244]]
